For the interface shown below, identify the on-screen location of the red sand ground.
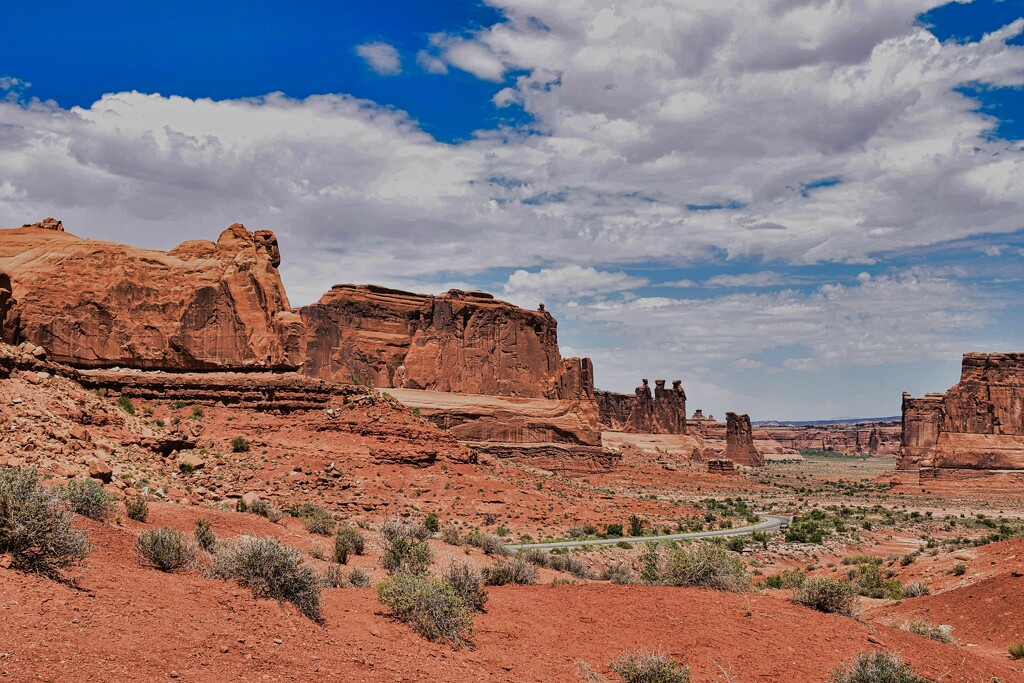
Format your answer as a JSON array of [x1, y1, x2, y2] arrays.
[[2, 507, 1022, 683]]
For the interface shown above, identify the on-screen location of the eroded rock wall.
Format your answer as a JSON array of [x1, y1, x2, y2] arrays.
[[0, 222, 304, 371], [723, 412, 764, 466], [760, 422, 901, 456], [596, 378, 687, 434], [900, 353, 1024, 471]]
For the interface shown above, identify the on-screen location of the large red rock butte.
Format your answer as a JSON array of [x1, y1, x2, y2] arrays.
[[596, 378, 687, 434], [900, 352, 1024, 478], [723, 412, 765, 467]]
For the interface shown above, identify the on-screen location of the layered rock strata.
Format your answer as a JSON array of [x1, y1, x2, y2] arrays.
[[900, 352, 1024, 472], [723, 412, 764, 466], [759, 422, 900, 455], [596, 378, 687, 433]]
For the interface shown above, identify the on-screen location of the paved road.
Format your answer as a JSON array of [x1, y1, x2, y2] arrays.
[[504, 514, 791, 551]]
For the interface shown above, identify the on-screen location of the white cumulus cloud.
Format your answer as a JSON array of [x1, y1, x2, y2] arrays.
[[356, 42, 402, 75]]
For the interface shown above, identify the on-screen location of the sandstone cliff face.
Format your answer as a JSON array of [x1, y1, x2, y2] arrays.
[[299, 284, 588, 399], [723, 412, 764, 466], [596, 378, 687, 434], [0, 222, 304, 371], [900, 353, 1024, 471], [760, 422, 901, 456]]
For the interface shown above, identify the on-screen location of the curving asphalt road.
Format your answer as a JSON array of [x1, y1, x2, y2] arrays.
[[504, 514, 792, 551]]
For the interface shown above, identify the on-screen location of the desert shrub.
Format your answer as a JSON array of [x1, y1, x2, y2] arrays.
[[348, 567, 371, 587], [902, 580, 931, 598], [792, 578, 857, 616], [830, 651, 928, 683], [124, 495, 149, 522], [63, 478, 116, 522], [136, 527, 195, 572], [659, 542, 750, 592], [303, 511, 336, 537], [382, 518, 430, 542], [903, 619, 954, 644], [605, 523, 624, 537], [441, 524, 461, 546], [230, 436, 250, 453], [482, 556, 538, 586], [381, 534, 432, 575], [0, 468, 90, 579], [628, 514, 646, 537], [726, 536, 746, 553], [609, 650, 690, 683], [521, 547, 549, 567], [602, 564, 634, 584], [785, 509, 843, 544], [852, 564, 904, 599], [321, 563, 345, 588], [210, 535, 322, 622], [464, 530, 510, 556], [191, 406, 204, 420], [442, 560, 488, 612], [761, 570, 806, 590], [548, 552, 590, 579], [248, 498, 283, 523], [950, 563, 967, 576], [1008, 642, 1024, 660], [568, 524, 598, 539], [333, 525, 366, 564], [116, 396, 136, 415], [377, 572, 473, 644], [288, 502, 322, 518], [195, 519, 216, 551], [423, 513, 440, 534]]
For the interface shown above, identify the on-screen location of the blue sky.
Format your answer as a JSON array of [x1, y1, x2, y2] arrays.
[[1, 0, 1022, 419]]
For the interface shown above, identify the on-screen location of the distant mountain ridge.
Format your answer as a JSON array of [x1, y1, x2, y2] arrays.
[[753, 416, 901, 427]]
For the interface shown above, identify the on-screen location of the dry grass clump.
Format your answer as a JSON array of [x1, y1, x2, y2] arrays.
[[210, 535, 322, 622], [609, 650, 690, 683], [830, 652, 928, 683], [465, 530, 510, 556], [124, 495, 149, 522], [136, 527, 195, 572], [482, 556, 538, 586], [792, 578, 858, 616], [903, 620, 954, 644], [901, 580, 931, 598], [657, 542, 750, 592], [248, 499, 283, 523], [0, 468, 90, 580]]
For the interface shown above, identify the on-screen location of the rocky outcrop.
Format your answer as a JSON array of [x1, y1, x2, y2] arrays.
[[0, 222, 304, 371], [0, 272, 16, 343], [723, 412, 764, 466], [900, 352, 1024, 472], [299, 284, 589, 399], [596, 378, 687, 433], [759, 422, 901, 456]]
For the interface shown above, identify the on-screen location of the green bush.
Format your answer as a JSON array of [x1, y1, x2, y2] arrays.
[[136, 527, 195, 572], [464, 530, 509, 556], [605, 523, 624, 537], [830, 651, 928, 683], [852, 564, 904, 599], [628, 514, 645, 537], [951, 563, 967, 576], [520, 547, 549, 567], [116, 395, 136, 415], [377, 572, 473, 644], [423, 513, 440, 534], [602, 564, 634, 584], [191, 406, 204, 420], [195, 519, 216, 551], [482, 556, 538, 586], [381, 533, 432, 575], [248, 498, 283, 523], [659, 542, 750, 592], [1008, 642, 1024, 660], [348, 567, 371, 587], [903, 619, 953, 644], [303, 511, 336, 537], [0, 468, 90, 579], [609, 650, 690, 683], [333, 526, 366, 564], [63, 478, 116, 522], [442, 560, 488, 612], [785, 509, 844, 544], [761, 570, 806, 589], [792, 578, 857, 616], [382, 518, 431, 542], [124, 495, 149, 522], [548, 553, 589, 579], [231, 436, 250, 453], [210, 535, 322, 622]]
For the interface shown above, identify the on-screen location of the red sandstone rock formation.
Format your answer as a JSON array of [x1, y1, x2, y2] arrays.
[[0, 221, 304, 371], [0, 272, 16, 343], [596, 378, 687, 434], [723, 412, 764, 466], [900, 352, 1024, 472], [759, 422, 901, 456], [298, 284, 588, 399]]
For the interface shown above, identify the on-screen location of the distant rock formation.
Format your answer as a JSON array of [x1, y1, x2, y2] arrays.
[[900, 352, 1024, 473], [0, 222, 303, 371], [298, 284, 589, 399], [596, 378, 687, 433], [759, 422, 900, 456], [723, 412, 764, 466]]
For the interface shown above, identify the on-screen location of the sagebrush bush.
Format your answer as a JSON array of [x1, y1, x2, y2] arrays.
[[63, 478, 116, 522], [792, 578, 857, 616], [464, 531, 509, 556], [124, 494, 149, 522], [482, 556, 538, 586], [303, 511, 336, 537], [321, 563, 345, 588], [136, 527, 195, 572], [609, 650, 690, 683], [0, 468, 90, 579], [231, 436, 250, 453], [441, 524, 461, 546], [521, 548, 548, 567], [381, 534, 432, 574], [248, 498, 283, 523], [602, 564, 634, 584], [423, 513, 440, 534], [333, 526, 366, 564], [210, 535, 322, 622], [548, 552, 590, 579], [659, 542, 750, 592], [377, 572, 473, 644], [903, 619, 953, 644], [347, 567, 371, 588], [382, 518, 430, 542], [761, 570, 806, 589], [195, 519, 216, 551], [902, 580, 931, 598], [442, 560, 488, 612], [852, 564, 904, 599], [830, 651, 928, 683]]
